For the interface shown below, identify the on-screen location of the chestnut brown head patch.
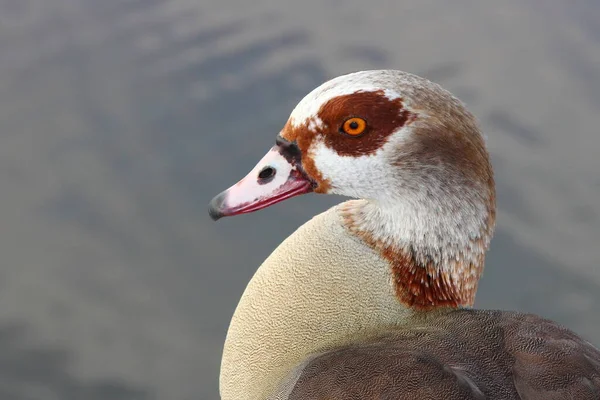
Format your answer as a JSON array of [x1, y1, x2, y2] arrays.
[[318, 90, 411, 156], [282, 90, 412, 157]]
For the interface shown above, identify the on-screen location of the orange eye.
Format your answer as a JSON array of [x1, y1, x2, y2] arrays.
[[341, 117, 367, 136]]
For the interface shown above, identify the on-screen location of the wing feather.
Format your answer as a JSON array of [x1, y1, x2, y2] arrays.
[[276, 310, 600, 400]]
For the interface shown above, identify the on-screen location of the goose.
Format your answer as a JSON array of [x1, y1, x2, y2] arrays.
[[208, 70, 600, 399]]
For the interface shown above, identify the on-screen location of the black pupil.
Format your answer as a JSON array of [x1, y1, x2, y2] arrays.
[[349, 121, 359, 130], [258, 167, 275, 180]]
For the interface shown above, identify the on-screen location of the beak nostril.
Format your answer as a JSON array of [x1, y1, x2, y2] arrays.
[[258, 166, 276, 183]]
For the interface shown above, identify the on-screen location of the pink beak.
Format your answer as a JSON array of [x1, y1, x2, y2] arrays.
[[209, 137, 315, 220]]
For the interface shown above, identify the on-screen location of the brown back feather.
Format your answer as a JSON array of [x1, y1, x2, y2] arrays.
[[275, 309, 600, 400]]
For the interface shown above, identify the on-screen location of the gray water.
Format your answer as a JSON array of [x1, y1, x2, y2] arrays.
[[0, 1, 599, 399]]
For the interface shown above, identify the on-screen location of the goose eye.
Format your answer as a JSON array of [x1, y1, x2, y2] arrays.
[[341, 117, 367, 136]]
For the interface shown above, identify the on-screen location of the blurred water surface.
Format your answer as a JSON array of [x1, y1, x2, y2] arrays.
[[0, 1, 599, 399]]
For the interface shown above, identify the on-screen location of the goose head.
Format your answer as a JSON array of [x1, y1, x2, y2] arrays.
[[209, 70, 496, 309]]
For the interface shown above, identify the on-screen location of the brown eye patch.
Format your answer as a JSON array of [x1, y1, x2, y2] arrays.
[[317, 90, 412, 157], [279, 89, 415, 192]]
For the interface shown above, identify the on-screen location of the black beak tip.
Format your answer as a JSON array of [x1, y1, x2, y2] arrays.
[[208, 192, 226, 221]]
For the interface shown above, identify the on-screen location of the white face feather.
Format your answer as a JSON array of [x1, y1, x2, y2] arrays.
[[310, 127, 411, 200], [311, 131, 489, 254]]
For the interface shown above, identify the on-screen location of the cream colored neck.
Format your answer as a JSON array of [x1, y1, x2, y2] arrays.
[[219, 203, 414, 400]]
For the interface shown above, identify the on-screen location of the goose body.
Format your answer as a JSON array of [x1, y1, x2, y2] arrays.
[[209, 70, 600, 399]]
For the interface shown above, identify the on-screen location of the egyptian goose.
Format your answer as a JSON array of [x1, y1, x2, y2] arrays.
[[209, 70, 600, 399]]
